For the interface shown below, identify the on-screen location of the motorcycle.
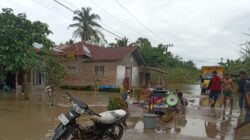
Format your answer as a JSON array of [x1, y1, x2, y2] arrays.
[[52, 91, 128, 140]]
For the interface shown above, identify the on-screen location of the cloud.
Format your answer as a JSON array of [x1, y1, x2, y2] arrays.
[[1, 0, 250, 67]]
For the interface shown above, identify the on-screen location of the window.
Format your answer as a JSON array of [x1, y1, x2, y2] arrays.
[[204, 73, 212, 80], [95, 66, 105, 75], [67, 65, 77, 73]]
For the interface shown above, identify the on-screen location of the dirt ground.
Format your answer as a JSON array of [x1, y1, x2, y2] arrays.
[[0, 84, 249, 140]]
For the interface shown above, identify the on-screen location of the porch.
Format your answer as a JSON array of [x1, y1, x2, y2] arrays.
[[139, 66, 168, 87]]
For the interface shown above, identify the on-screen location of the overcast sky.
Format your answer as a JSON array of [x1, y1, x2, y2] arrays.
[[1, 0, 250, 67]]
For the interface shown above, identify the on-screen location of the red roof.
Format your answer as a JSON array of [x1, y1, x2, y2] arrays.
[[34, 47, 65, 56], [56, 41, 137, 61]]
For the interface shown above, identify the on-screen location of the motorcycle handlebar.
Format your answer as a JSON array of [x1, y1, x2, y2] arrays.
[[65, 91, 87, 109], [86, 108, 101, 117], [65, 91, 72, 97], [94, 112, 101, 117], [65, 91, 101, 117]]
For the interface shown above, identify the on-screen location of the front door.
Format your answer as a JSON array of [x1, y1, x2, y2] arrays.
[[124, 67, 132, 89]]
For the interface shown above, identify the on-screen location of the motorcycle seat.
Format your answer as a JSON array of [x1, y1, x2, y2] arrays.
[[97, 109, 127, 124]]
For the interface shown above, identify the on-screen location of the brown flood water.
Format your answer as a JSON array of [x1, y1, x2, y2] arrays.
[[0, 84, 249, 140]]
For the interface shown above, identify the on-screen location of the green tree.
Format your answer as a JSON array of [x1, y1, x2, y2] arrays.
[[0, 8, 53, 99], [116, 37, 128, 47], [65, 39, 74, 45], [133, 37, 198, 83], [108, 37, 129, 47], [108, 42, 117, 47], [241, 42, 250, 60], [136, 37, 152, 49], [38, 49, 67, 88], [69, 7, 104, 43]]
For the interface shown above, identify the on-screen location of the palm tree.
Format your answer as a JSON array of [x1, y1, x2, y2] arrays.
[[69, 7, 105, 43], [108, 37, 128, 47], [115, 37, 128, 47]]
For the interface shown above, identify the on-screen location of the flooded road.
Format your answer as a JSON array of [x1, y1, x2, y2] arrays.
[[0, 84, 249, 140]]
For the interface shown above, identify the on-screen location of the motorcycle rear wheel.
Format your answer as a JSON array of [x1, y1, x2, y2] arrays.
[[60, 134, 73, 140], [107, 124, 123, 140]]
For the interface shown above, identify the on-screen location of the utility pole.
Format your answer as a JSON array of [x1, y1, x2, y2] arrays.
[[163, 44, 173, 87], [163, 44, 174, 70], [220, 58, 223, 63]]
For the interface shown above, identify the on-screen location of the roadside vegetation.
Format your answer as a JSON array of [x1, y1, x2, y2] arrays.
[[219, 41, 250, 76], [0, 8, 66, 99]]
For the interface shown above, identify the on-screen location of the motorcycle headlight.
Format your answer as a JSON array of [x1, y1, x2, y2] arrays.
[[73, 104, 85, 114]]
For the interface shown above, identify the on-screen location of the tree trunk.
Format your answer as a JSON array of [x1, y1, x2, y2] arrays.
[[23, 70, 29, 99]]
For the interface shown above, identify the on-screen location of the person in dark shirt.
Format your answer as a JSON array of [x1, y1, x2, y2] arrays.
[[200, 75, 204, 83], [200, 75, 205, 93], [234, 81, 250, 139], [208, 71, 222, 108], [237, 71, 247, 114]]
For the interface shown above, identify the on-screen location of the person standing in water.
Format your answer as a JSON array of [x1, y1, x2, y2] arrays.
[[45, 86, 55, 106], [237, 71, 247, 114], [222, 73, 233, 110], [208, 71, 222, 108], [234, 81, 250, 139]]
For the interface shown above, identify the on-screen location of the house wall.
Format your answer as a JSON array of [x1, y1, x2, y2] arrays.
[[116, 65, 125, 87], [14, 70, 45, 94], [132, 67, 139, 87], [62, 54, 141, 88], [117, 54, 138, 67], [116, 54, 139, 87], [63, 59, 117, 87]]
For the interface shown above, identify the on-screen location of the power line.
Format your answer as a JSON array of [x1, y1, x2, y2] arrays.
[[53, 0, 127, 42], [54, 0, 74, 12], [113, 0, 171, 44], [60, 0, 159, 45], [100, 22, 125, 38], [57, 0, 128, 40], [242, 32, 250, 36], [89, 0, 139, 35], [33, 0, 72, 19], [62, 0, 79, 10], [88, 0, 159, 45]]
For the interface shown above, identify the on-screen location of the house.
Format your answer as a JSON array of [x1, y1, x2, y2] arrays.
[[0, 48, 64, 92], [56, 41, 167, 89]]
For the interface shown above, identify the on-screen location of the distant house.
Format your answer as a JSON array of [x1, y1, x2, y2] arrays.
[[0, 48, 64, 92], [56, 41, 167, 89]]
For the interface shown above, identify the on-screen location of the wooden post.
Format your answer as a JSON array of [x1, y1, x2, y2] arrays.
[[23, 70, 29, 99]]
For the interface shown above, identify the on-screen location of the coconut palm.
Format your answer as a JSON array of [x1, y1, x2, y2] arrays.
[[109, 37, 128, 47], [69, 7, 105, 43]]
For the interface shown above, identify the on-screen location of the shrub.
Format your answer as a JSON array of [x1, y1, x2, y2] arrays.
[[60, 85, 92, 91], [107, 96, 128, 111], [99, 88, 120, 93]]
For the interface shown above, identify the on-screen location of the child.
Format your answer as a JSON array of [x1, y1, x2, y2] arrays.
[[45, 86, 55, 106], [176, 90, 188, 113], [234, 82, 250, 138]]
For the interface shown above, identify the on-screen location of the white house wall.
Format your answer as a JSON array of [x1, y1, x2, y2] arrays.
[[116, 65, 126, 87], [132, 67, 139, 86]]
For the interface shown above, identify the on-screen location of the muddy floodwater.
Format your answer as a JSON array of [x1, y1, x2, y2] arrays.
[[0, 84, 250, 140]]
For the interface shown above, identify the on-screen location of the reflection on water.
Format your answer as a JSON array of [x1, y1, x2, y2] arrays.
[[0, 88, 114, 140], [0, 84, 249, 140]]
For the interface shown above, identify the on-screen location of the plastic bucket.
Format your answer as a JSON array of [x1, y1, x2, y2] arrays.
[[143, 113, 157, 129]]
